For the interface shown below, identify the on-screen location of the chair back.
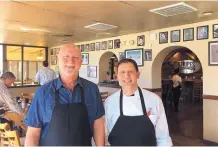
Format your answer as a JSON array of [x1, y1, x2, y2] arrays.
[[6, 130, 21, 146], [0, 123, 11, 146]]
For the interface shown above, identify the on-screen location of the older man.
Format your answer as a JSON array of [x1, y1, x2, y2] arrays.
[[0, 72, 25, 126], [25, 44, 105, 146], [105, 59, 172, 146]]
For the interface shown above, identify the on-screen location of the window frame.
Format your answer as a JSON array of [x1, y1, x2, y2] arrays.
[[2, 43, 48, 88]]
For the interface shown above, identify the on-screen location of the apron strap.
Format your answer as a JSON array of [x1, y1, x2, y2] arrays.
[[138, 87, 147, 116], [79, 86, 85, 104], [119, 87, 147, 116], [55, 90, 60, 105], [119, 89, 124, 116]]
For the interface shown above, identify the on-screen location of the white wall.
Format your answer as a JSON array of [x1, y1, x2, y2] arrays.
[[49, 19, 218, 143]]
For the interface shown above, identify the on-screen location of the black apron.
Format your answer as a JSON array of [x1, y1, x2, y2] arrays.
[[108, 87, 157, 146], [39, 86, 92, 146]]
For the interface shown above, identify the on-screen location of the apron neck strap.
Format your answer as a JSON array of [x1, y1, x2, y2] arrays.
[[55, 90, 60, 105], [119, 87, 147, 116], [138, 87, 147, 115]]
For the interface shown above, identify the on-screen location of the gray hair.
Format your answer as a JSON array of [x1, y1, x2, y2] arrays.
[[0, 72, 16, 80]]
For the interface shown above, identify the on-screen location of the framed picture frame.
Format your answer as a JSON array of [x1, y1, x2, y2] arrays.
[[114, 39, 121, 49], [81, 44, 85, 52], [159, 32, 168, 44], [76, 45, 80, 50], [208, 41, 218, 66], [197, 25, 209, 40], [50, 49, 54, 55], [96, 42, 100, 51], [125, 48, 143, 66], [51, 55, 57, 65], [101, 41, 107, 50], [144, 49, 152, 61], [171, 30, 180, 42], [85, 44, 90, 52], [137, 35, 145, 46], [82, 53, 89, 65], [119, 52, 125, 61], [213, 24, 218, 38], [56, 48, 60, 55], [108, 40, 113, 49], [90, 43, 95, 51], [183, 28, 194, 41], [87, 66, 97, 78]]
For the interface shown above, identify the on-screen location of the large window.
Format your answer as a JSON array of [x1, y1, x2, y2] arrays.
[[4, 45, 47, 87]]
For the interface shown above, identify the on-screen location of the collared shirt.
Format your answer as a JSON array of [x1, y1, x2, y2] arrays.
[[105, 88, 172, 146], [172, 74, 182, 88], [24, 76, 105, 139], [0, 79, 24, 115], [35, 67, 57, 85]]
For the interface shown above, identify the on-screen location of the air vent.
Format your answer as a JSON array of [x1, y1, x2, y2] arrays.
[[149, 2, 198, 17], [85, 22, 118, 31]]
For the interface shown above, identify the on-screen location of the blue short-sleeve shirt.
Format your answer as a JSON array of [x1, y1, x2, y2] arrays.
[[24, 76, 105, 138]]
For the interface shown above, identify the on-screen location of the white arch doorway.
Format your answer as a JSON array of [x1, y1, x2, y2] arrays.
[[99, 51, 118, 82], [152, 46, 204, 145]]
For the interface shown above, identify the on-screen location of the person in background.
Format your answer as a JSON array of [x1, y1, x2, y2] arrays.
[[105, 59, 172, 146], [25, 44, 105, 146], [0, 72, 25, 126], [35, 61, 56, 85], [171, 68, 182, 112]]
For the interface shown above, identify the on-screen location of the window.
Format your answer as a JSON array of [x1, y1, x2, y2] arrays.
[[23, 47, 46, 86], [4, 45, 47, 87]]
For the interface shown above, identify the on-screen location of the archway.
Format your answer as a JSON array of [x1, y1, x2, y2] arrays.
[[152, 46, 203, 145], [99, 51, 118, 82]]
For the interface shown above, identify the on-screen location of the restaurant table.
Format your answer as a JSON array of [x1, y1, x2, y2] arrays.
[[3, 111, 27, 131]]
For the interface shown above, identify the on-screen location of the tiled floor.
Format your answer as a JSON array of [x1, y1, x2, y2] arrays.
[[166, 100, 204, 146]]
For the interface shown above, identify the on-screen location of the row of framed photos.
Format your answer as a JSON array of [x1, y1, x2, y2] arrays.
[[77, 39, 121, 52], [159, 24, 218, 44], [82, 48, 152, 66]]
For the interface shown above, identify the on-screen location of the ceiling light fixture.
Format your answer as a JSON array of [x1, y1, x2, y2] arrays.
[[203, 11, 213, 16]]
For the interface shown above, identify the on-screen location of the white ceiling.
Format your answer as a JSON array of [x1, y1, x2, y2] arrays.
[[0, 1, 218, 47]]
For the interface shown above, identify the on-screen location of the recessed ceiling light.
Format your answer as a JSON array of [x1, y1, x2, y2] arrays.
[[24, 43, 30, 45], [203, 11, 213, 16], [85, 22, 118, 31]]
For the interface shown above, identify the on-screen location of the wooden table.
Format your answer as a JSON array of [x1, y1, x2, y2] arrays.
[[3, 112, 27, 130]]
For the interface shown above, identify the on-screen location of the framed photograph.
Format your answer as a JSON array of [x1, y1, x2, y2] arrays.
[[183, 28, 194, 41], [85, 44, 90, 52], [51, 55, 57, 65], [171, 30, 180, 42], [119, 52, 125, 61], [197, 25, 208, 40], [76, 45, 80, 50], [96, 42, 100, 51], [53, 48, 57, 55], [159, 32, 168, 44], [213, 24, 218, 38], [114, 39, 121, 49], [108, 40, 113, 49], [101, 41, 107, 50], [208, 41, 218, 66], [125, 48, 143, 66], [81, 44, 85, 52], [90, 43, 95, 51], [82, 53, 89, 65], [50, 49, 54, 55], [87, 66, 97, 78], [56, 48, 60, 55], [137, 35, 145, 46], [144, 49, 152, 61]]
